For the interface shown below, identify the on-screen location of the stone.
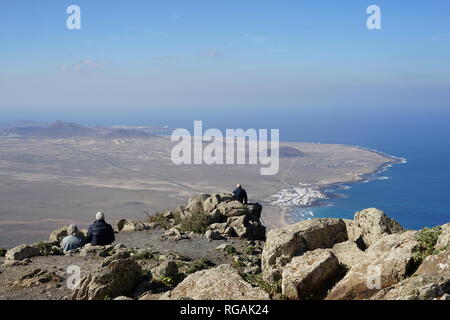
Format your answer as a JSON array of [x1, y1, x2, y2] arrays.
[[161, 264, 270, 300], [326, 231, 418, 300], [262, 218, 347, 282], [247, 203, 263, 219], [12, 268, 64, 288], [216, 201, 250, 217], [117, 219, 146, 232], [5, 244, 41, 261], [205, 230, 223, 240], [209, 209, 226, 224], [282, 249, 340, 300], [370, 274, 450, 300], [332, 241, 365, 269], [226, 215, 266, 240], [79, 244, 114, 257], [114, 296, 133, 300], [348, 208, 405, 248], [151, 260, 179, 279], [72, 257, 142, 300], [203, 194, 222, 212], [208, 223, 228, 233], [101, 251, 131, 267], [436, 223, 450, 250], [186, 194, 210, 213], [415, 247, 450, 277]]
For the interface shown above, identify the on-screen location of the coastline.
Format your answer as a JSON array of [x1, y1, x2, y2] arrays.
[[264, 145, 407, 229]]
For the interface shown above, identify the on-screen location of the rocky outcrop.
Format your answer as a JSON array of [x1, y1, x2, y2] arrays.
[[346, 208, 405, 249], [72, 256, 142, 300], [262, 218, 347, 282], [326, 231, 418, 300], [370, 274, 450, 300], [436, 223, 450, 250], [79, 244, 114, 257], [161, 264, 270, 300], [332, 241, 365, 269], [415, 247, 450, 277], [151, 261, 179, 280], [151, 192, 266, 241], [5, 244, 41, 262], [282, 249, 340, 300]]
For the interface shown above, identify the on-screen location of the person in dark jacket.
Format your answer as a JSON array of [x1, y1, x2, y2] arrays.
[[233, 184, 248, 204], [86, 212, 115, 246]]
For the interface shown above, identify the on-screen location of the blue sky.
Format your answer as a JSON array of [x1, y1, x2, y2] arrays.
[[1, 0, 449, 123]]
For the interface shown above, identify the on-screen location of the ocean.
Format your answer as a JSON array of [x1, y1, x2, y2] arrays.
[[106, 105, 450, 230]]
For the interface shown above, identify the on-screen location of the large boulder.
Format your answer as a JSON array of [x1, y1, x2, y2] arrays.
[[332, 241, 365, 269], [117, 219, 146, 232], [226, 215, 266, 240], [48, 225, 87, 245], [151, 261, 179, 280], [186, 194, 210, 213], [326, 231, 418, 300], [347, 208, 405, 248], [161, 264, 269, 300], [414, 247, 450, 277], [370, 274, 450, 300], [5, 244, 41, 261], [247, 203, 263, 219], [203, 194, 222, 212], [72, 257, 142, 300], [216, 201, 250, 217], [282, 249, 340, 300], [262, 218, 347, 282]]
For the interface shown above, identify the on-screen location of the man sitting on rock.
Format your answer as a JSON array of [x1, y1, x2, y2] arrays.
[[86, 212, 115, 246], [233, 184, 248, 204], [61, 225, 86, 252]]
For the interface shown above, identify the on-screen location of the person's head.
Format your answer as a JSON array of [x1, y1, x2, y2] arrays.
[[236, 184, 242, 188], [96, 212, 105, 221], [67, 224, 79, 236]]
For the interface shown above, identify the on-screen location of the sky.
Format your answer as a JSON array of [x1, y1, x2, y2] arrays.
[[1, 0, 450, 124]]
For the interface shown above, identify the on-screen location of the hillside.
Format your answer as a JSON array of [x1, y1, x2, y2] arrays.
[[0, 194, 448, 301]]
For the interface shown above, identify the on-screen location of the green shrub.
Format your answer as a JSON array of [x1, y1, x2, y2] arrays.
[[412, 226, 442, 264], [226, 246, 237, 255], [0, 248, 6, 257], [134, 250, 154, 260], [35, 241, 59, 256], [241, 273, 281, 296], [179, 210, 211, 234], [186, 258, 215, 275]]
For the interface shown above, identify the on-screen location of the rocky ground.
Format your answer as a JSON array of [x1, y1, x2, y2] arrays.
[[1, 193, 449, 300]]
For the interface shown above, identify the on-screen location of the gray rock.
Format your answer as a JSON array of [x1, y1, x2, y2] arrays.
[[117, 219, 146, 232], [161, 264, 269, 300], [370, 274, 450, 300], [262, 218, 347, 282], [347, 208, 405, 248], [72, 257, 142, 300], [216, 201, 250, 217], [5, 244, 41, 261], [152, 260, 179, 279], [332, 240, 365, 269], [326, 231, 418, 300], [282, 249, 340, 300]]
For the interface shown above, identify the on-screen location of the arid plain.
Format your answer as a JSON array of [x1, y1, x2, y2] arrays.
[[0, 129, 396, 248]]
